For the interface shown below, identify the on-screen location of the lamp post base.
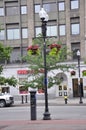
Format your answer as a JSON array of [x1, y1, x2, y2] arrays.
[[79, 100, 83, 104], [43, 112, 51, 120]]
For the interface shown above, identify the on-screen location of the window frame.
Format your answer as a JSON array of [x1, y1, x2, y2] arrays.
[[47, 25, 57, 36], [22, 28, 28, 38], [34, 4, 40, 13], [58, 1, 65, 11], [35, 25, 57, 37], [43, 3, 57, 12], [59, 24, 66, 36], [7, 28, 20, 40], [6, 6, 19, 16], [70, 0, 79, 10], [71, 23, 80, 35], [21, 5, 27, 14], [0, 30, 5, 40], [0, 7, 4, 16]]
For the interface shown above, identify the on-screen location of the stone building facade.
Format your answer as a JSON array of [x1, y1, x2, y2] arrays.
[[0, 0, 86, 98], [0, 0, 86, 61]]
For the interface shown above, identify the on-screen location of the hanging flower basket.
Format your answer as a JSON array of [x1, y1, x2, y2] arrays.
[[38, 89, 44, 93], [70, 71, 76, 76], [49, 43, 61, 50], [49, 43, 61, 56], [27, 45, 39, 50], [27, 45, 40, 55], [82, 70, 86, 76]]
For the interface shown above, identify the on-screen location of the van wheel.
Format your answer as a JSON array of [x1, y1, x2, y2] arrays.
[[0, 100, 6, 107]]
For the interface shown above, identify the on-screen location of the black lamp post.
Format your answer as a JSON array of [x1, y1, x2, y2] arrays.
[[77, 50, 83, 104], [39, 8, 51, 120]]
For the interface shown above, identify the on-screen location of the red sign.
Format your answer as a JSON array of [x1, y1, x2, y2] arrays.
[[17, 70, 28, 75], [17, 69, 44, 75]]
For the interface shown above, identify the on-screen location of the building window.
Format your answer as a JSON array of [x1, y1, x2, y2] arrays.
[[47, 26, 57, 36], [70, 0, 79, 9], [35, 27, 41, 37], [0, 30, 5, 40], [6, 6, 19, 15], [35, 26, 57, 37], [43, 3, 57, 12], [7, 29, 20, 40], [10, 47, 21, 63], [71, 42, 80, 59], [35, 4, 40, 13], [22, 28, 28, 38], [71, 23, 80, 35], [59, 25, 66, 36], [58, 2, 65, 11], [0, 8, 4, 16], [21, 6, 27, 14]]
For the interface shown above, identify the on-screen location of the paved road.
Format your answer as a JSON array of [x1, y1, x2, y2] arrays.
[[0, 106, 86, 130], [0, 106, 86, 121]]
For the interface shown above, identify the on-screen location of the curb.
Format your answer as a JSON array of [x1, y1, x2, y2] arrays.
[[13, 102, 86, 107]]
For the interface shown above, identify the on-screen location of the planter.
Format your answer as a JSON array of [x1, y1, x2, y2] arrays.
[[49, 43, 61, 50], [27, 45, 39, 50], [70, 71, 76, 76], [38, 89, 44, 93], [27, 45, 40, 55], [49, 43, 61, 56], [82, 70, 86, 76]]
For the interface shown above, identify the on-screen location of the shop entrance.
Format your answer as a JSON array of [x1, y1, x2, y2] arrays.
[[56, 72, 68, 97], [72, 78, 84, 97]]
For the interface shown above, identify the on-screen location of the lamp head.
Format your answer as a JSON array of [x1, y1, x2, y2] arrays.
[[77, 50, 80, 56], [39, 8, 49, 22]]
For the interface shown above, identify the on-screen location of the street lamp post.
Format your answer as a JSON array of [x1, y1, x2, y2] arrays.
[[39, 8, 51, 120], [77, 50, 83, 104]]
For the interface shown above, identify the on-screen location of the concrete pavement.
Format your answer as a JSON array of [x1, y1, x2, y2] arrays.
[[14, 97, 86, 106]]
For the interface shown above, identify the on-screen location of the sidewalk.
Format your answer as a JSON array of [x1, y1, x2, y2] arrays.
[[0, 119, 86, 130], [1, 97, 86, 130], [14, 97, 86, 106]]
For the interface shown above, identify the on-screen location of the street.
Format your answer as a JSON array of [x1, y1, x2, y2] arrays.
[[0, 105, 86, 121], [0, 105, 86, 130]]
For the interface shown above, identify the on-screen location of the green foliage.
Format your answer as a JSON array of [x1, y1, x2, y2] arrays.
[[0, 76, 17, 86], [0, 43, 16, 87], [0, 76, 6, 85], [5, 76, 17, 87], [0, 43, 12, 74], [0, 65, 3, 75], [24, 36, 73, 89], [49, 48, 57, 56], [0, 43, 12, 61], [28, 49, 40, 55]]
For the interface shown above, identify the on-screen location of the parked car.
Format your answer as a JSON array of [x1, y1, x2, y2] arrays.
[[0, 93, 14, 107]]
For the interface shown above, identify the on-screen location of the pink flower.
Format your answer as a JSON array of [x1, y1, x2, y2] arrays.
[[49, 43, 61, 49], [27, 45, 39, 50]]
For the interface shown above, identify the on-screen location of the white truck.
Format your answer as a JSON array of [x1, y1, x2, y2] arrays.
[[0, 93, 14, 107]]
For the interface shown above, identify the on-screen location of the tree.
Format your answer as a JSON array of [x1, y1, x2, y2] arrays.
[[0, 43, 12, 74], [0, 76, 17, 87], [0, 43, 17, 87], [24, 36, 73, 90]]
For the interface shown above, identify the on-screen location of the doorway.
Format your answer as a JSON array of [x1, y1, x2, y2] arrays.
[[72, 78, 84, 97]]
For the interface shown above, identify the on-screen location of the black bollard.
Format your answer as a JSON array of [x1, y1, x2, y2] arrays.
[[25, 95, 28, 103], [30, 91, 36, 120], [21, 95, 24, 104]]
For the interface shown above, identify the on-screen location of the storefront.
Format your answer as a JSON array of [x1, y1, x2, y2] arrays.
[[0, 63, 86, 98]]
